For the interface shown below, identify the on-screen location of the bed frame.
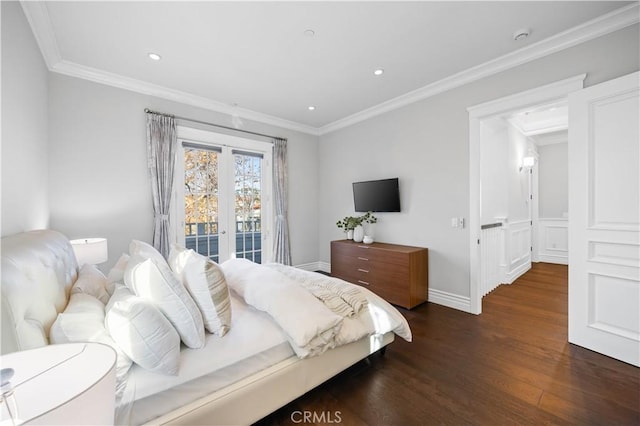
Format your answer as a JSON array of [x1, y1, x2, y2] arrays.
[[1, 230, 394, 425]]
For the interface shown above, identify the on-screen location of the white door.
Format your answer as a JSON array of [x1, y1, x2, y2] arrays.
[[568, 71, 639, 366]]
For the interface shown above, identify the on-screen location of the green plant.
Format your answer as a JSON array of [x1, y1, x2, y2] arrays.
[[336, 216, 360, 231], [336, 212, 377, 231], [361, 211, 378, 224]]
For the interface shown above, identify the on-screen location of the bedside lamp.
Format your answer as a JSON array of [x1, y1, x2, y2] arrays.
[[70, 238, 108, 266], [0, 343, 116, 425]]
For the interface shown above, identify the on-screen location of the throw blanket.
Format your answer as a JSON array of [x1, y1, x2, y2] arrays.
[[263, 263, 378, 347], [221, 259, 412, 358], [221, 259, 343, 357], [265, 263, 368, 318]]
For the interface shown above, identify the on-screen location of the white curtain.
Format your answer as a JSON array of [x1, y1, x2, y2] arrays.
[[273, 138, 292, 265], [146, 112, 177, 258]]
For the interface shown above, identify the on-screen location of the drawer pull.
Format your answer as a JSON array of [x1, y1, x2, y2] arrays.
[[357, 257, 369, 261], [357, 246, 370, 249], [357, 268, 369, 273], [357, 280, 370, 286]]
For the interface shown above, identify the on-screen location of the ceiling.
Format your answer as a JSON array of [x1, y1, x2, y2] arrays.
[[509, 101, 567, 136], [23, 1, 637, 134]]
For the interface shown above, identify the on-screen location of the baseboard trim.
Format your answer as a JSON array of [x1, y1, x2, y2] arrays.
[[537, 255, 569, 265], [506, 262, 531, 284], [428, 288, 472, 314]]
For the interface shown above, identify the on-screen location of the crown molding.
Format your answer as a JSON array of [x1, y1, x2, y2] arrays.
[[51, 60, 319, 136], [21, 1, 638, 138], [19, 1, 319, 136], [20, 1, 61, 68], [531, 131, 568, 147], [319, 3, 639, 135]]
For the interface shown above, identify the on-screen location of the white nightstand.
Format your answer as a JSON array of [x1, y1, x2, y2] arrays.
[[0, 343, 116, 425]]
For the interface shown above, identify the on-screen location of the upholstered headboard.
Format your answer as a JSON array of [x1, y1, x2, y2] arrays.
[[1, 230, 78, 354]]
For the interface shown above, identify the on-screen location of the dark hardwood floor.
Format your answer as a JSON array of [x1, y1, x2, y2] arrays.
[[256, 263, 640, 425]]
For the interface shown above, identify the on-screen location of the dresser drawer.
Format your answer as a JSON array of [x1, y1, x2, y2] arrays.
[[332, 253, 409, 276], [333, 262, 408, 286], [359, 281, 408, 307], [332, 268, 408, 306], [331, 240, 428, 309], [331, 242, 409, 266]]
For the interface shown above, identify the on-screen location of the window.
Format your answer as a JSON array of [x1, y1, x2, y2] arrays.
[[233, 150, 263, 263], [172, 127, 272, 263]]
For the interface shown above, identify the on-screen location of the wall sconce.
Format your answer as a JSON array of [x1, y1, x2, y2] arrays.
[[70, 238, 108, 266], [519, 155, 536, 172]]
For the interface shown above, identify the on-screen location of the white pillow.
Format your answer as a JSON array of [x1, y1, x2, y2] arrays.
[[71, 264, 110, 304], [105, 285, 180, 375], [129, 239, 166, 265], [125, 254, 205, 349], [169, 245, 232, 336], [50, 293, 132, 398], [106, 253, 130, 296]]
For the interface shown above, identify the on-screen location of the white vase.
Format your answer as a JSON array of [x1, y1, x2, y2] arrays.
[[365, 222, 376, 239], [363, 235, 374, 244], [353, 225, 364, 243], [346, 229, 354, 240]]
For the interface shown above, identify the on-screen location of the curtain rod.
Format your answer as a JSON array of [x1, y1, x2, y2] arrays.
[[144, 108, 283, 141]]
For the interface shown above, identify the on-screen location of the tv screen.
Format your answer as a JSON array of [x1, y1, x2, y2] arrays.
[[353, 178, 401, 212]]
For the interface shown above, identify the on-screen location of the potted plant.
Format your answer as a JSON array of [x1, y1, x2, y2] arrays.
[[361, 211, 377, 225], [337, 212, 377, 242], [354, 212, 377, 242], [336, 216, 360, 240]]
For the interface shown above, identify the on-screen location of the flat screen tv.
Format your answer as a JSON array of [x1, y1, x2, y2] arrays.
[[353, 178, 401, 212]]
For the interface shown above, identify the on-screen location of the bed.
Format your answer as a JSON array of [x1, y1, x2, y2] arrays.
[[1, 230, 411, 425]]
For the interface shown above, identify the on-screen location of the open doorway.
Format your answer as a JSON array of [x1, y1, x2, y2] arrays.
[[476, 101, 569, 299], [468, 74, 585, 315], [509, 102, 570, 266]]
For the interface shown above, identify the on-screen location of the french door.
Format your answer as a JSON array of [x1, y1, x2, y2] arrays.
[[172, 127, 272, 264]]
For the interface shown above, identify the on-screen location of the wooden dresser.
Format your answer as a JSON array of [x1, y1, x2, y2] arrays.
[[330, 240, 428, 309]]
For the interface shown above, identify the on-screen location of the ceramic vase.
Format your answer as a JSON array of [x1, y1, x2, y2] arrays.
[[353, 225, 364, 243]]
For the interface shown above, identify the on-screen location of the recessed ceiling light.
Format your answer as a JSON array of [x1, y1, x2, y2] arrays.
[[513, 28, 531, 41], [304, 29, 315, 37], [373, 69, 384, 76], [148, 52, 162, 61], [308, 106, 316, 111]]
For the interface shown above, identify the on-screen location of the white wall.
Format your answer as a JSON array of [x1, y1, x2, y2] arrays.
[[47, 74, 319, 270], [538, 142, 569, 218], [480, 121, 508, 225], [507, 125, 533, 223], [318, 24, 639, 300], [479, 120, 536, 226], [1, 2, 50, 236]]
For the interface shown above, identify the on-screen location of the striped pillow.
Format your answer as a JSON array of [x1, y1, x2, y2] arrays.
[[169, 245, 232, 336]]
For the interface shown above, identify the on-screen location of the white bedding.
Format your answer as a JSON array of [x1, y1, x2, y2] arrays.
[[120, 264, 412, 425], [265, 263, 412, 344], [222, 259, 412, 357], [120, 293, 294, 424], [221, 259, 344, 357]]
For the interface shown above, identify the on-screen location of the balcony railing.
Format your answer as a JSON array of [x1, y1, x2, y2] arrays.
[[185, 219, 261, 263]]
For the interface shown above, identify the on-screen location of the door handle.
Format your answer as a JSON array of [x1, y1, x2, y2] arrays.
[[220, 230, 227, 234]]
